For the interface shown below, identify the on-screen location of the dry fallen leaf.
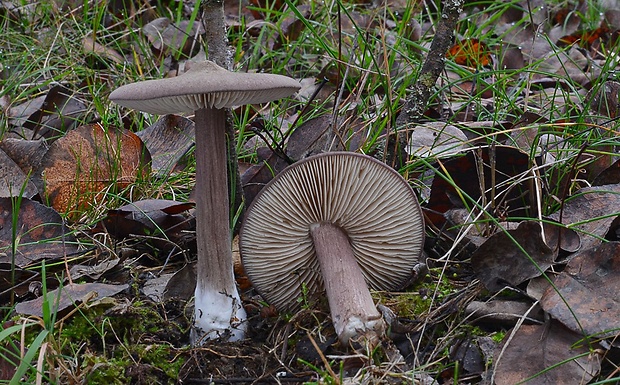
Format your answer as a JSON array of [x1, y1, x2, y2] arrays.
[[286, 115, 332, 162], [540, 241, 620, 340], [135, 114, 194, 177], [493, 322, 601, 385], [585, 80, 620, 118], [286, 114, 367, 162], [424, 146, 533, 227], [162, 263, 196, 301], [471, 221, 555, 292], [82, 34, 124, 65], [0, 262, 38, 303], [406, 122, 468, 157], [550, 183, 620, 251], [465, 299, 545, 328], [592, 158, 620, 186], [0, 138, 48, 175], [0, 197, 78, 268], [447, 38, 492, 67], [8, 85, 89, 140], [100, 199, 195, 251], [142, 17, 204, 59], [37, 123, 150, 217], [0, 147, 38, 198], [14, 282, 128, 317], [68, 259, 121, 282], [241, 149, 289, 209]]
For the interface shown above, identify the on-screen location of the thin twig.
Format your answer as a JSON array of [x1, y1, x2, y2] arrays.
[[379, 0, 464, 167]]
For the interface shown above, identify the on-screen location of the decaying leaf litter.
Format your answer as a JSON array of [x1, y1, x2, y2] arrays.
[[1, 0, 620, 383]]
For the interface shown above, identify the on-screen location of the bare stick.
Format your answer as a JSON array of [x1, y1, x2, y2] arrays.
[[380, 0, 464, 168]]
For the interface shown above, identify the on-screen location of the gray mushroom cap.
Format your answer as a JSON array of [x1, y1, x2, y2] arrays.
[[109, 60, 301, 114], [240, 152, 425, 313]]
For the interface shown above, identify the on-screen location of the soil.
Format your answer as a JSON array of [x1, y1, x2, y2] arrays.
[[136, 289, 421, 384]]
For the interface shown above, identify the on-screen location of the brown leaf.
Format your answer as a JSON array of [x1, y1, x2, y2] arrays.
[[550, 184, 620, 251], [425, 146, 533, 227], [0, 147, 38, 198], [0, 321, 18, 380], [447, 38, 492, 67], [497, 44, 525, 71], [557, 26, 612, 52], [0, 138, 48, 175], [68, 259, 120, 282], [542, 220, 581, 254], [493, 323, 600, 385], [241, 150, 289, 209], [605, 9, 620, 30], [141, 274, 169, 302], [286, 115, 366, 162], [540, 241, 620, 339], [248, 0, 285, 19], [585, 81, 620, 118], [271, 5, 310, 50], [8, 85, 88, 140], [465, 299, 545, 327], [592, 158, 620, 186], [450, 337, 486, 375], [14, 282, 128, 317], [286, 115, 332, 162], [0, 263, 38, 303], [100, 199, 195, 250], [163, 263, 196, 301], [142, 17, 203, 58], [135, 114, 194, 177], [37, 123, 150, 217], [0, 197, 78, 267], [406, 122, 468, 157], [82, 34, 124, 65], [471, 221, 554, 292]]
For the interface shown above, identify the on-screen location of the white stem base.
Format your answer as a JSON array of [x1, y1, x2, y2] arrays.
[[192, 107, 247, 344], [191, 285, 247, 343]]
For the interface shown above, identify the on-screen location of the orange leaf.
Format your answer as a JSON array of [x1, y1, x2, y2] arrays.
[[447, 38, 491, 67], [557, 26, 611, 49], [38, 123, 150, 218]]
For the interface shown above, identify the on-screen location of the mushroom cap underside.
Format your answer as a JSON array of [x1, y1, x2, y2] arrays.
[[109, 60, 301, 114], [240, 152, 425, 313]]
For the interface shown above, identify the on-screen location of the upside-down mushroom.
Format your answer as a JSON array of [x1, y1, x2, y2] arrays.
[[109, 60, 300, 343], [240, 152, 425, 346]]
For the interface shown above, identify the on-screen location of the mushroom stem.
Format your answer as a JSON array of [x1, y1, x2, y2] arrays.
[[309, 222, 386, 346], [192, 107, 246, 343]]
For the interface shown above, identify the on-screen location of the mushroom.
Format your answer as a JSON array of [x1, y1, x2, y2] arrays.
[[109, 60, 301, 343], [240, 152, 425, 346]]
